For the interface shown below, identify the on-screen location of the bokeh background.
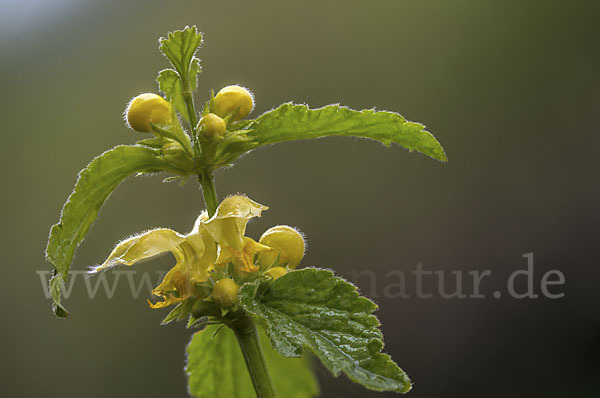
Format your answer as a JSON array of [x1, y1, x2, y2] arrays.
[[1, 0, 598, 397]]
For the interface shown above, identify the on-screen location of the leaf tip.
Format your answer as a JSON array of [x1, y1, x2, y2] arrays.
[[436, 149, 449, 162], [52, 302, 69, 318]]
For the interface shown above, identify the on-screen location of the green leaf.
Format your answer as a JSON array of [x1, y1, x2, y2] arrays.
[[161, 298, 195, 325], [45, 145, 181, 317], [157, 64, 201, 124], [246, 103, 447, 162], [189, 58, 201, 89], [157, 69, 188, 121], [159, 26, 202, 84], [240, 268, 412, 393], [214, 131, 254, 166], [187, 325, 248, 398], [136, 136, 166, 149], [49, 269, 68, 317], [261, 327, 319, 398], [157, 27, 202, 123], [186, 325, 318, 398], [149, 121, 194, 157]]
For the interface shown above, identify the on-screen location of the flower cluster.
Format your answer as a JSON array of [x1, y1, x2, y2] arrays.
[[91, 195, 305, 310]]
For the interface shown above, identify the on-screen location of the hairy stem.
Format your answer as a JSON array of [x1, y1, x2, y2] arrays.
[[198, 171, 219, 217], [181, 76, 198, 136], [183, 91, 198, 133], [230, 314, 277, 398]]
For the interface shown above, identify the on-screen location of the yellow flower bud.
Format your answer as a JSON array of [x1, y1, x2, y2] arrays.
[[126, 93, 172, 133], [212, 278, 239, 309], [258, 225, 305, 269], [213, 85, 254, 121], [199, 113, 226, 137], [265, 266, 287, 280]]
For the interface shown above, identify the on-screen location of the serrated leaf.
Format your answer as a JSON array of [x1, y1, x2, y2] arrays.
[[49, 270, 68, 317], [189, 58, 201, 89], [157, 27, 202, 125], [186, 325, 318, 398], [159, 26, 202, 84], [161, 303, 185, 325], [161, 298, 196, 325], [247, 103, 447, 162], [240, 268, 411, 393], [157, 69, 189, 122], [45, 145, 181, 317], [157, 67, 202, 125]]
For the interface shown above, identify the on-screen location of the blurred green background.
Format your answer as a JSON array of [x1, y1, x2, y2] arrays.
[[1, 0, 598, 397]]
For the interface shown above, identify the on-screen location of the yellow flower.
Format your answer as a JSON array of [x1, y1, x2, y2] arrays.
[[91, 195, 278, 309], [91, 212, 216, 308], [203, 195, 271, 273]]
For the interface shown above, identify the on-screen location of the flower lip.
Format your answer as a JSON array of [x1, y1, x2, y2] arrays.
[[207, 195, 268, 222], [203, 195, 268, 252], [91, 194, 305, 310]]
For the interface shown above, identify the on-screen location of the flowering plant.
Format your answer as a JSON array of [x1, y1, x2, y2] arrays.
[[46, 26, 446, 397]]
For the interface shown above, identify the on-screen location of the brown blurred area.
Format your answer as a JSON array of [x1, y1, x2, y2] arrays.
[[1, 0, 598, 397]]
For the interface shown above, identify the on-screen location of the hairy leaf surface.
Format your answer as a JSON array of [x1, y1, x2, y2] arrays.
[[157, 69, 188, 121], [159, 26, 202, 80], [45, 145, 179, 316], [246, 103, 446, 161], [157, 59, 201, 123], [240, 268, 411, 393], [157, 26, 202, 124]]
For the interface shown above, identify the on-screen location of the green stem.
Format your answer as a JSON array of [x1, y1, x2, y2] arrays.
[[230, 314, 277, 398], [179, 73, 202, 158], [181, 75, 198, 138], [198, 171, 219, 217], [183, 90, 198, 133]]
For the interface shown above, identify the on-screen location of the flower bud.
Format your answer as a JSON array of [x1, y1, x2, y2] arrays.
[[258, 225, 305, 269], [213, 85, 254, 121], [198, 113, 226, 137], [126, 93, 172, 133], [212, 278, 239, 309], [265, 266, 287, 280]]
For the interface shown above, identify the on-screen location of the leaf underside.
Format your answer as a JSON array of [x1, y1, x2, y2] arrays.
[[246, 103, 447, 162], [186, 325, 319, 398], [240, 267, 412, 393], [45, 145, 178, 316]]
